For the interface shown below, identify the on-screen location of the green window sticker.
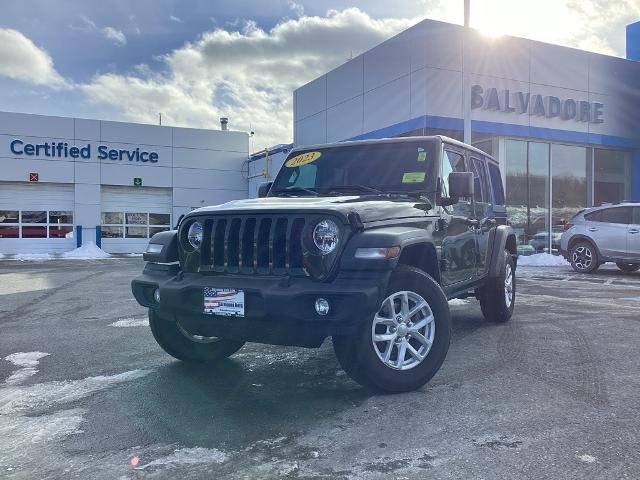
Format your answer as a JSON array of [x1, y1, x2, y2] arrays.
[[417, 147, 427, 162], [402, 172, 426, 183]]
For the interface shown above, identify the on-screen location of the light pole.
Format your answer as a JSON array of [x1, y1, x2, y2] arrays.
[[463, 0, 471, 144]]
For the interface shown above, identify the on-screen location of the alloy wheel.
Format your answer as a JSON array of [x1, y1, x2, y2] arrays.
[[572, 246, 593, 270], [504, 263, 514, 308], [371, 291, 435, 371]]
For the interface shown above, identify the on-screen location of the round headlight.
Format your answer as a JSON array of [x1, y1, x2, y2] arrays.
[[313, 219, 340, 255], [187, 221, 203, 250]]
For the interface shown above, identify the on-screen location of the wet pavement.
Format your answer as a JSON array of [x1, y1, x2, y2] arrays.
[[0, 259, 639, 479]]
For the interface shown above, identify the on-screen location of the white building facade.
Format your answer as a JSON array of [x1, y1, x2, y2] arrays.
[[0, 111, 249, 254]]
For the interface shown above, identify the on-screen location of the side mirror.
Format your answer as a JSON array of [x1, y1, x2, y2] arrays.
[[258, 182, 273, 198], [448, 171, 474, 199]]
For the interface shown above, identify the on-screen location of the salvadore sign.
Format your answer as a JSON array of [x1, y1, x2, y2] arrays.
[[9, 139, 159, 163], [471, 85, 604, 124]]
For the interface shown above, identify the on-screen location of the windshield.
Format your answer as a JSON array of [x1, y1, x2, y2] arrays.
[[271, 140, 437, 196]]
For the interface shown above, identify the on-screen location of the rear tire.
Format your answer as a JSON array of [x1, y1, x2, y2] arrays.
[[332, 265, 451, 394], [149, 309, 245, 363], [569, 241, 599, 273], [616, 262, 640, 273], [478, 250, 515, 323]]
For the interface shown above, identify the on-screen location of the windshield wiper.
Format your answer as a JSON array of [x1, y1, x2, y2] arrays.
[[273, 186, 319, 196], [327, 185, 383, 195]]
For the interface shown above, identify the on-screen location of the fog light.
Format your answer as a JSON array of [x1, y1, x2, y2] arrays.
[[315, 298, 330, 316], [153, 288, 161, 303]]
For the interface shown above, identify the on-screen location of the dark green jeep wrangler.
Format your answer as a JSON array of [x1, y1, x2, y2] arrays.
[[132, 136, 517, 393]]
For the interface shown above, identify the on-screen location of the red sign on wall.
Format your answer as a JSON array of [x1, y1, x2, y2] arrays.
[[29, 172, 39, 182]]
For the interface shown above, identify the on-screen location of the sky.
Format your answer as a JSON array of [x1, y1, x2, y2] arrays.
[[0, 0, 639, 152]]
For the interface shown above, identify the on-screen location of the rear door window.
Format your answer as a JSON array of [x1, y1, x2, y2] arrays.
[[599, 207, 633, 224], [487, 163, 505, 205], [471, 157, 491, 204]]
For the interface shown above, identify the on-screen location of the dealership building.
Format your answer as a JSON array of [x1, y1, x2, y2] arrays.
[[291, 18, 640, 253], [0, 111, 248, 254]]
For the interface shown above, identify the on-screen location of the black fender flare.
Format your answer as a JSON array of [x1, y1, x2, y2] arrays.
[[142, 229, 179, 263], [487, 225, 518, 278], [340, 226, 438, 275]]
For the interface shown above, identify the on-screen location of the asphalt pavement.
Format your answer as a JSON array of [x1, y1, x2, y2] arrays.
[[1, 258, 639, 479]]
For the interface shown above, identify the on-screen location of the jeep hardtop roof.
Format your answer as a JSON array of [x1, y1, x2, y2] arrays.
[[287, 135, 498, 165]]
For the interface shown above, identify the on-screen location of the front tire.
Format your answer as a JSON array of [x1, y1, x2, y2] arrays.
[[478, 250, 516, 323], [149, 309, 245, 363], [333, 266, 451, 393], [616, 262, 640, 273], [570, 241, 599, 273]]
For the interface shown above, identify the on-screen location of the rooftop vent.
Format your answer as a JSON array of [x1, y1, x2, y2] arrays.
[[220, 117, 229, 131]]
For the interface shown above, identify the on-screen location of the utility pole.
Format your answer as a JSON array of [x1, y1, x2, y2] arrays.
[[159, 112, 162, 126], [463, 0, 471, 144]]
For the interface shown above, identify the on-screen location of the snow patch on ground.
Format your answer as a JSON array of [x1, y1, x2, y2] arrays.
[[109, 317, 148, 328], [137, 447, 228, 470], [577, 453, 596, 463], [518, 253, 569, 267], [448, 298, 469, 305], [12, 252, 53, 261], [0, 352, 153, 477], [0, 368, 152, 415], [60, 242, 111, 259], [4, 352, 49, 386]]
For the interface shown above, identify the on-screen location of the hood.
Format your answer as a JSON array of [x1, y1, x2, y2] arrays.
[[188, 195, 430, 224]]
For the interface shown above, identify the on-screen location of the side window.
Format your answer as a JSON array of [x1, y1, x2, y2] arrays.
[[441, 150, 465, 197], [584, 210, 602, 222], [487, 163, 505, 205], [634, 207, 640, 225], [471, 157, 491, 204], [600, 207, 633, 224]]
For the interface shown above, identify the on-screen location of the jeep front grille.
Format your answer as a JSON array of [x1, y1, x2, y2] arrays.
[[199, 215, 307, 275]]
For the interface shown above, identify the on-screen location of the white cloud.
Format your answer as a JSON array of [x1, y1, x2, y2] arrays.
[[0, 28, 68, 88], [170, 15, 182, 23], [287, 1, 305, 17], [81, 8, 418, 149], [101, 26, 127, 46], [73, 16, 127, 46]]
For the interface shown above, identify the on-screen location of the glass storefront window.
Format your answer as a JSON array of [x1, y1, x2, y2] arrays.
[[0, 211, 19, 223], [49, 211, 73, 224], [21, 211, 47, 223], [594, 149, 630, 205], [126, 227, 147, 238], [102, 212, 171, 239], [102, 226, 123, 238], [506, 140, 552, 254], [0, 226, 19, 238], [552, 144, 587, 236], [102, 212, 123, 224], [149, 213, 171, 225], [49, 226, 74, 238], [22, 226, 47, 238]]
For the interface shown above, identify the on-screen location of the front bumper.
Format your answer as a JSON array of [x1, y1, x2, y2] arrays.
[[131, 263, 388, 348]]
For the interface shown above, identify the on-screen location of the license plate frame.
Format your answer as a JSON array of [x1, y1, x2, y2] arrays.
[[203, 287, 245, 317]]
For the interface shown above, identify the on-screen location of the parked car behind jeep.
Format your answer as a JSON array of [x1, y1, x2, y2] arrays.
[[132, 136, 518, 393], [560, 202, 640, 273]]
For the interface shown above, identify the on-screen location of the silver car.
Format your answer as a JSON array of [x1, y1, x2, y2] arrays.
[[560, 202, 640, 273]]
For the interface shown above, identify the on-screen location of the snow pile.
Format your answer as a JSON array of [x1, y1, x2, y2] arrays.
[[518, 253, 569, 267], [60, 242, 111, 259]]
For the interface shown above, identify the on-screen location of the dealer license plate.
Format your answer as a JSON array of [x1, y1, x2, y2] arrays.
[[203, 287, 245, 317]]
